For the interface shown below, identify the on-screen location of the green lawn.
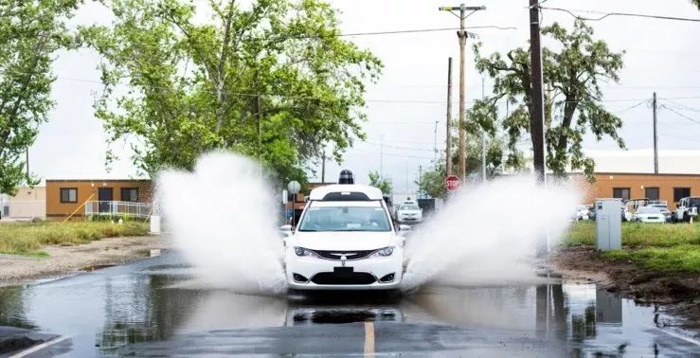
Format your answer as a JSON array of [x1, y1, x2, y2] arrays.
[[561, 221, 700, 273], [0, 221, 149, 256]]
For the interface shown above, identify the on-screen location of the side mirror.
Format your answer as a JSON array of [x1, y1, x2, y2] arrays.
[[280, 224, 293, 234], [399, 224, 412, 232]]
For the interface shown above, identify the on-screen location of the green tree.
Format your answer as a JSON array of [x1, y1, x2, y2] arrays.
[[416, 164, 446, 199], [368, 170, 392, 194], [693, 0, 700, 9], [0, 0, 80, 195], [81, 0, 381, 182], [473, 20, 625, 180]]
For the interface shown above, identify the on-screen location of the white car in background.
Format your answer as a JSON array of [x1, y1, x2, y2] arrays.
[[283, 184, 407, 290], [632, 206, 666, 223], [649, 201, 672, 222], [575, 205, 590, 221], [396, 202, 423, 224]]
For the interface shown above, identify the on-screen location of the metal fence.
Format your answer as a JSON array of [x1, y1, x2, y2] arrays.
[[85, 201, 152, 219]]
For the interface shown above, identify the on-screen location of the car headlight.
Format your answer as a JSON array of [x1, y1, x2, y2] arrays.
[[294, 247, 313, 257], [374, 247, 394, 257]]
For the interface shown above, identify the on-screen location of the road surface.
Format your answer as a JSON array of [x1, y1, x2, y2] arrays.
[[1, 252, 699, 357]]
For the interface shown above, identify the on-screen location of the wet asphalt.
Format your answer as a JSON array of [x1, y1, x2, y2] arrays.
[[1, 252, 699, 357]]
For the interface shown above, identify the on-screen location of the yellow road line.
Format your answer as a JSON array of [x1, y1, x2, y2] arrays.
[[364, 321, 375, 357]]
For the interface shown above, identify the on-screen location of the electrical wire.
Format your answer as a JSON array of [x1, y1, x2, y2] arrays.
[[659, 133, 699, 143], [662, 105, 700, 125], [361, 141, 435, 152], [660, 99, 700, 114], [540, 6, 700, 23]]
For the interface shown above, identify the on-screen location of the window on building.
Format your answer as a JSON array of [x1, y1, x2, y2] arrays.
[[121, 188, 139, 202], [674, 187, 691, 203], [645, 187, 660, 201], [60, 188, 78, 203], [613, 188, 630, 201]]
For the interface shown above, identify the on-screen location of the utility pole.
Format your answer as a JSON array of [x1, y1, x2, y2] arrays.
[[653, 92, 659, 174], [25, 147, 29, 182], [321, 150, 326, 183], [481, 77, 487, 181], [418, 165, 423, 198], [380, 135, 384, 178], [439, 3, 486, 180], [529, 0, 548, 258], [434, 120, 439, 165], [446, 57, 453, 176], [529, 0, 546, 185]]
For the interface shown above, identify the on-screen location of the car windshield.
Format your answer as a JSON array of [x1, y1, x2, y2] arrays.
[[399, 204, 419, 211], [299, 204, 391, 232], [638, 207, 661, 214]]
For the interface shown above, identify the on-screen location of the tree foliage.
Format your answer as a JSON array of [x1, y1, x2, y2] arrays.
[[367, 170, 392, 194], [473, 20, 625, 180], [416, 164, 446, 199], [0, 0, 80, 195], [81, 0, 381, 182]]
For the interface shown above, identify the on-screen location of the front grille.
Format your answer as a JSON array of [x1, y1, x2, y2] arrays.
[[311, 272, 377, 285], [311, 250, 375, 260]]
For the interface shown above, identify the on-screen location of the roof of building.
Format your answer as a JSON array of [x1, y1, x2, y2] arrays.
[[584, 149, 700, 174], [45, 179, 152, 183], [308, 184, 383, 201]]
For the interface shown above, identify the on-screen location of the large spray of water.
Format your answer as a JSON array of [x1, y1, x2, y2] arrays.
[[158, 152, 580, 294], [158, 152, 287, 294], [400, 177, 580, 290]]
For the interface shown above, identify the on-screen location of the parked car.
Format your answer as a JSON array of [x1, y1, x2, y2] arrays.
[[632, 206, 666, 223], [648, 201, 672, 222], [575, 205, 590, 221], [675, 197, 700, 222], [396, 201, 423, 224], [283, 182, 407, 290]]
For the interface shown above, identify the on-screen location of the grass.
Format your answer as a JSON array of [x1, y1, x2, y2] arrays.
[[561, 221, 700, 273], [602, 245, 700, 273], [0, 221, 149, 257]]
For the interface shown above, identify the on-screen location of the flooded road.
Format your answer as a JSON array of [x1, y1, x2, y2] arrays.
[[1, 252, 699, 357]]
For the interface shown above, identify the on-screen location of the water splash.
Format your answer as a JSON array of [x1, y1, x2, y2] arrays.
[[157, 152, 287, 294], [401, 176, 581, 290], [158, 153, 579, 294]]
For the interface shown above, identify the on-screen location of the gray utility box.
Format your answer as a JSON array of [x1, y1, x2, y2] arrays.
[[596, 198, 622, 251]]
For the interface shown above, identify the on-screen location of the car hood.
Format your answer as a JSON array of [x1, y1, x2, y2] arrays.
[[292, 231, 395, 251]]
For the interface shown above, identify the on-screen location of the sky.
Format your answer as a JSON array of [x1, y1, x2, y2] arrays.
[[28, 0, 700, 192]]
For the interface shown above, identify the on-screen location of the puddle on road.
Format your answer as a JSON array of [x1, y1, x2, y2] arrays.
[[79, 264, 116, 272], [0, 253, 697, 356]]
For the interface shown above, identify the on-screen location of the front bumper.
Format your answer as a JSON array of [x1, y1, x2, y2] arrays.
[[398, 216, 422, 223], [285, 249, 404, 290]]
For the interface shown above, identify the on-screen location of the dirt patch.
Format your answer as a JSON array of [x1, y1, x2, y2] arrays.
[[552, 247, 700, 329], [0, 235, 170, 286]]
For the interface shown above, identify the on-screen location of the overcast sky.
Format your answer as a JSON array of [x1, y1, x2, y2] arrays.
[[30, 0, 700, 191]]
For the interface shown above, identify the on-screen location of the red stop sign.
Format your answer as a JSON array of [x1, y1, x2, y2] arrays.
[[445, 175, 461, 191]]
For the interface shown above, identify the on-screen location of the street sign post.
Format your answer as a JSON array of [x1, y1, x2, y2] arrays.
[[445, 175, 461, 191]]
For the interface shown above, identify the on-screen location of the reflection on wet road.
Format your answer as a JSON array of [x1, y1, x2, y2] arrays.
[[0, 252, 698, 356]]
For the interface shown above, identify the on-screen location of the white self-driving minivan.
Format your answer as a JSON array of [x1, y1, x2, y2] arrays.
[[283, 182, 407, 290]]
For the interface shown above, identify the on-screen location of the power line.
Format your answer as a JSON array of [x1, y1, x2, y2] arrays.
[[662, 105, 700, 125], [335, 25, 517, 38], [659, 133, 699, 143], [540, 6, 700, 23], [660, 99, 700, 113], [361, 141, 434, 152]]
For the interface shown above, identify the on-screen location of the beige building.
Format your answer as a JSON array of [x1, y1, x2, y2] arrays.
[[5, 186, 46, 219], [573, 173, 700, 210], [46, 179, 153, 219]]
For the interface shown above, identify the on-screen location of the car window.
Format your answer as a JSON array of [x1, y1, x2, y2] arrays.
[[400, 204, 420, 211], [638, 207, 660, 214], [299, 206, 391, 232]]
